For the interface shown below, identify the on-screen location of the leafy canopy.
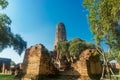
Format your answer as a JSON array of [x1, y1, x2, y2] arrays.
[[0, 0, 27, 55], [83, 0, 120, 46], [57, 38, 95, 56], [83, 0, 120, 61]]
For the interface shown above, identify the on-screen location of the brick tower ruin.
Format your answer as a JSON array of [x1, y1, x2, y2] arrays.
[[21, 22, 102, 80], [54, 22, 67, 50]]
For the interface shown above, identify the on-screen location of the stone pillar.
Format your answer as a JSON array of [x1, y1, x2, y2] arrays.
[[15, 70, 18, 76], [5, 69, 7, 74], [19, 64, 22, 70], [9, 70, 12, 75], [2, 63, 5, 74]]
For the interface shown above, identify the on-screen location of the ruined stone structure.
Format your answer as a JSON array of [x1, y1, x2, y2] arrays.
[[0, 58, 11, 73], [59, 49, 102, 80], [72, 49, 102, 76], [22, 44, 57, 79], [22, 22, 102, 80], [54, 22, 67, 50], [22, 46, 102, 80], [115, 62, 120, 69]]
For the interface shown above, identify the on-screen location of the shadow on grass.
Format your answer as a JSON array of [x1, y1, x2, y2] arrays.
[[38, 74, 80, 80]]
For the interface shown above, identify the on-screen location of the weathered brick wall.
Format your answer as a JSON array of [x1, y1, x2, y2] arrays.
[[73, 49, 102, 76], [59, 49, 102, 80], [22, 44, 57, 79], [22, 45, 102, 80], [22, 44, 41, 78]]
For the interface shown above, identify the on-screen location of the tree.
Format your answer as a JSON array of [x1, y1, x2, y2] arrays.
[[57, 41, 69, 56], [83, 0, 120, 53], [57, 41, 69, 62], [83, 0, 120, 79], [69, 38, 84, 56], [69, 38, 95, 56], [0, 0, 27, 55], [57, 38, 95, 63]]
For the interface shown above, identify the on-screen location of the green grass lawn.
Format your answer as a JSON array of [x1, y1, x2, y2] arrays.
[[0, 74, 15, 80], [111, 74, 120, 80]]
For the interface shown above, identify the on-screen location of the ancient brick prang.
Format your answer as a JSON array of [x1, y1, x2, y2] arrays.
[[21, 22, 102, 80], [54, 22, 67, 50]]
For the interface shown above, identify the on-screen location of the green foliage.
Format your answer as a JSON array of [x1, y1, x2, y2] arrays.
[[12, 34, 27, 55], [0, 0, 27, 55], [57, 41, 69, 56], [0, 0, 8, 9], [83, 0, 120, 48], [69, 38, 95, 56], [69, 38, 85, 55], [57, 38, 95, 57], [83, 0, 120, 61], [92, 51, 99, 56], [109, 50, 120, 63]]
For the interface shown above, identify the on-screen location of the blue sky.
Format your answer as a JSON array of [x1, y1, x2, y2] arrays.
[[0, 0, 95, 63]]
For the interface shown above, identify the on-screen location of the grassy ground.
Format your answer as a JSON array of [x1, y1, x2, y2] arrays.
[[111, 75, 120, 80], [0, 74, 15, 80], [1, 73, 119, 80]]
